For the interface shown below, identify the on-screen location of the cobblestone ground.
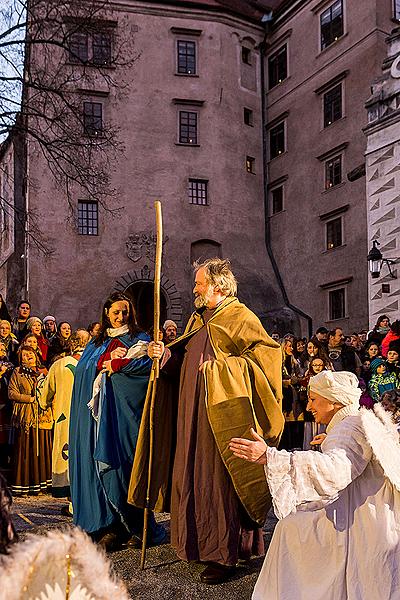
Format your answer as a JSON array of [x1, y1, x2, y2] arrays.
[[12, 495, 277, 600]]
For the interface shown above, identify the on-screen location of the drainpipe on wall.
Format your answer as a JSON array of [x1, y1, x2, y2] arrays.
[[260, 15, 313, 338]]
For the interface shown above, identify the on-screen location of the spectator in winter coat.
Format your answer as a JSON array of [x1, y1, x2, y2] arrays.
[[386, 340, 400, 380], [367, 315, 391, 347], [368, 357, 398, 403], [11, 301, 31, 342], [381, 320, 400, 358]]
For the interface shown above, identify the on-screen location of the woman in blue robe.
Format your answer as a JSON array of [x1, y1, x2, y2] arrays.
[[69, 292, 164, 550]]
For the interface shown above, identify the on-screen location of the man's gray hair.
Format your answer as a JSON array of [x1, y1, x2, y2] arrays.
[[193, 258, 237, 297]]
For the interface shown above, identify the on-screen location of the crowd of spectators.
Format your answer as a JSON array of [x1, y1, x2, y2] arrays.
[[1, 291, 399, 500], [0, 293, 179, 502], [271, 314, 400, 450]]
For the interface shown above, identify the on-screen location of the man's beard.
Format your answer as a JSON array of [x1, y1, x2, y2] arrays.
[[194, 285, 214, 309]]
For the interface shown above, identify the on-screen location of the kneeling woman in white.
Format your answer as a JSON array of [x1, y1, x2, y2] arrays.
[[230, 370, 400, 600]]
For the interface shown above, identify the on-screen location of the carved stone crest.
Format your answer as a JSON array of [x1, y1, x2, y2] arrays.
[[126, 232, 168, 263]]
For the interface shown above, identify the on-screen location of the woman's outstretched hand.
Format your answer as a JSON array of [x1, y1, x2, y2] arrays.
[[229, 428, 267, 464]]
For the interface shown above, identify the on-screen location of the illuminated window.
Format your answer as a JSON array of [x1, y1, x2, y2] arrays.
[[326, 217, 342, 249], [323, 84, 342, 127], [270, 122, 285, 159], [246, 156, 255, 173], [268, 45, 287, 89], [325, 155, 342, 189]]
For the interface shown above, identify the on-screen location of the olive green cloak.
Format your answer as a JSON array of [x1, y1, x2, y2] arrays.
[[128, 297, 284, 525]]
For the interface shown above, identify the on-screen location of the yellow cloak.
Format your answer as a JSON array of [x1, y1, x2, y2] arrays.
[[128, 297, 284, 525]]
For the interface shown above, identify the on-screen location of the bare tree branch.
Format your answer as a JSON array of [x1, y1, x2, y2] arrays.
[[0, 0, 138, 253]]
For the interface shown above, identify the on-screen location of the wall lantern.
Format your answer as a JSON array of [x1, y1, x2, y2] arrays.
[[367, 240, 397, 279]]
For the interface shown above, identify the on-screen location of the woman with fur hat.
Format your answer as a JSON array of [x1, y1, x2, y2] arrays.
[[230, 370, 400, 600], [368, 357, 398, 403]]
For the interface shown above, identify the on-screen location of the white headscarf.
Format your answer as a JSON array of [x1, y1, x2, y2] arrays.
[[308, 370, 361, 407]]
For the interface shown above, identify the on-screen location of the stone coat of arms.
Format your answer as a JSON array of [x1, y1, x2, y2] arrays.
[[126, 232, 168, 262]]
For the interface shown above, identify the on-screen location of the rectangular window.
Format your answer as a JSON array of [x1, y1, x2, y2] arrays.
[[329, 287, 345, 320], [78, 201, 98, 235], [92, 31, 112, 66], [177, 40, 196, 75], [326, 217, 342, 249], [188, 179, 208, 205], [325, 155, 342, 189], [320, 0, 343, 50], [242, 47, 251, 65], [270, 122, 285, 159], [271, 186, 284, 214], [323, 84, 342, 127], [244, 108, 253, 126], [246, 156, 255, 173], [179, 111, 198, 144], [268, 45, 287, 89], [68, 31, 88, 63], [83, 102, 103, 136]]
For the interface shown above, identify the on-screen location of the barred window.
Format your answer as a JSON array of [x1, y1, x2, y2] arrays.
[[329, 288, 345, 320], [325, 155, 342, 189], [179, 111, 198, 144], [323, 84, 342, 127], [78, 201, 98, 235], [92, 32, 112, 66], [177, 41, 196, 75], [320, 0, 343, 50], [68, 31, 88, 63], [83, 102, 103, 136], [188, 179, 208, 205]]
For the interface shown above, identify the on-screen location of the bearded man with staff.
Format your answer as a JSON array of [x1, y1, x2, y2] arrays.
[[129, 258, 284, 584]]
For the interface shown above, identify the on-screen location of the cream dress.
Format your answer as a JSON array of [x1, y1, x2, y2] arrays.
[[253, 405, 400, 600]]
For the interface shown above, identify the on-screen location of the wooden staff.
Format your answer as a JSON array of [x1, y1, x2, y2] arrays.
[[140, 200, 163, 570]]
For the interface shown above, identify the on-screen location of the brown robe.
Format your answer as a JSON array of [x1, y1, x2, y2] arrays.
[[171, 308, 263, 565]]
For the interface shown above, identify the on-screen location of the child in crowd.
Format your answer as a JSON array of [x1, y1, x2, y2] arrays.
[[368, 357, 399, 403]]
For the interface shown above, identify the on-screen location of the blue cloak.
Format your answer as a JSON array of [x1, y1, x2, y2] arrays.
[[69, 332, 152, 533]]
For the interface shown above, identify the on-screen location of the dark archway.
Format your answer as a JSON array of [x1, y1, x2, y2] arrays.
[[125, 281, 168, 333]]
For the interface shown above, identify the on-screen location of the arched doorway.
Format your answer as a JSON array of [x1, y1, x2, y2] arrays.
[[125, 281, 168, 333]]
